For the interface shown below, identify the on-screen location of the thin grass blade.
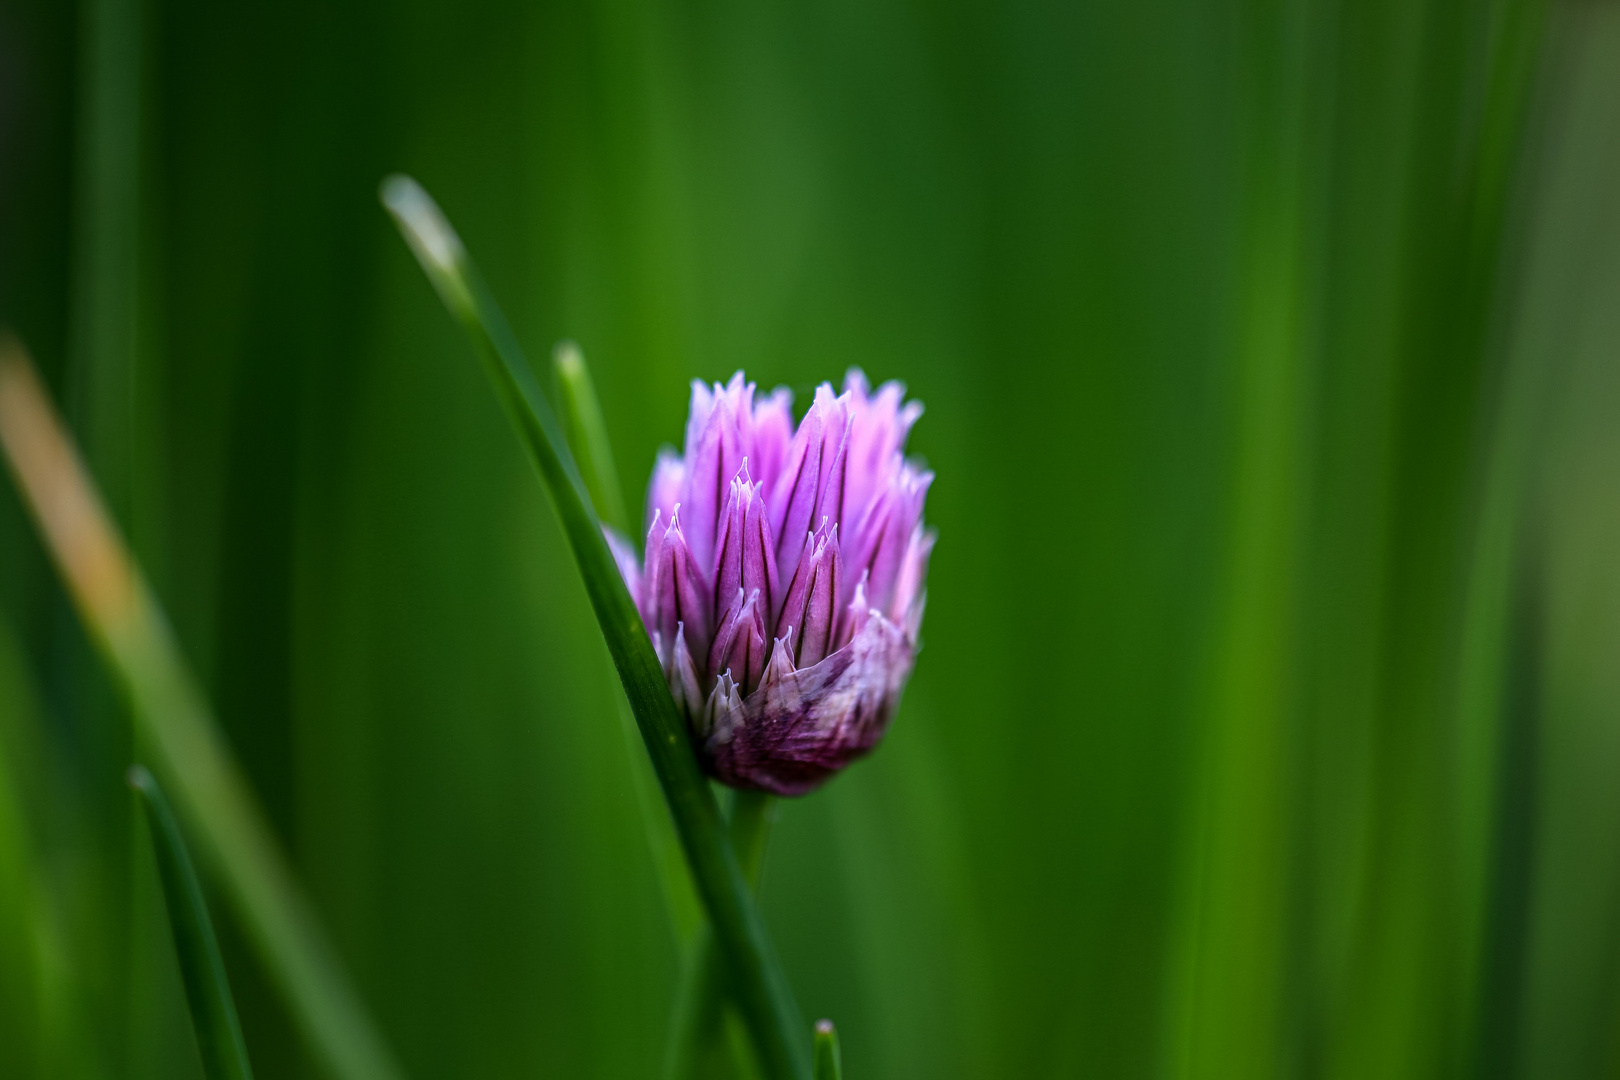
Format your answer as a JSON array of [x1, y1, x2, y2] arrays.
[[380, 174, 809, 1080], [128, 765, 254, 1080], [552, 342, 700, 943], [0, 335, 404, 1080], [813, 1020, 842, 1080], [552, 340, 629, 533]]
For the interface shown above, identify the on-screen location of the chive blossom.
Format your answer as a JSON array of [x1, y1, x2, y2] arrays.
[[609, 371, 934, 795]]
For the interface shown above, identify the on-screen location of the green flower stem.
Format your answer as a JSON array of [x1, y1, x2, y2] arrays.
[[380, 175, 810, 1080], [813, 1020, 842, 1080], [667, 790, 774, 1080], [129, 765, 255, 1080], [0, 337, 404, 1080]]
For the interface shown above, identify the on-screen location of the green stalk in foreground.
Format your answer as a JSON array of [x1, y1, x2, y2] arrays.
[[129, 765, 254, 1080], [0, 336, 404, 1080], [380, 174, 809, 1080], [667, 790, 775, 1080]]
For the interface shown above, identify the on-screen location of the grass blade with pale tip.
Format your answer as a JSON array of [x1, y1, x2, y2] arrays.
[[380, 173, 810, 1080], [813, 1020, 842, 1080]]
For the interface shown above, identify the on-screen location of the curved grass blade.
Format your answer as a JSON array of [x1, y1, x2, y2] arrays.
[[813, 1020, 842, 1080], [380, 174, 809, 1080], [0, 336, 405, 1080], [128, 765, 254, 1080], [551, 343, 700, 943], [552, 340, 629, 534]]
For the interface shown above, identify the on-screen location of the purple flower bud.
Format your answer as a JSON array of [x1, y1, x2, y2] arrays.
[[610, 370, 934, 795]]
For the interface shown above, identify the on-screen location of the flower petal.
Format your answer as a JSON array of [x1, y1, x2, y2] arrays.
[[743, 477, 780, 625], [670, 623, 707, 725], [645, 449, 686, 535], [605, 525, 643, 609], [646, 510, 711, 658], [840, 371, 920, 530], [760, 629, 797, 689], [709, 460, 779, 629], [775, 521, 841, 668], [711, 471, 746, 627], [709, 587, 768, 695], [839, 571, 870, 651], [770, 395, 824, 575], [889, 523, 936, 638], [747, 387, 794, 491], [860, 463, 932, 616], [810, 384, 851, 533], [683, 378, 745, 573], [705, 669, 746, 745]]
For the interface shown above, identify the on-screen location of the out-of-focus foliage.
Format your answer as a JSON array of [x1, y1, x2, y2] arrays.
[[2, 0, 1620, 1077]]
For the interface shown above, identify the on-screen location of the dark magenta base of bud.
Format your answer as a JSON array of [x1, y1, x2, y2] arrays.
[[702, 749, 861, 797], [700, 697, 894, 797]]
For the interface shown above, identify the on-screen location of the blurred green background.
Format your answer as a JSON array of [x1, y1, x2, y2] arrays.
[[4, 0, 1620, 1076]]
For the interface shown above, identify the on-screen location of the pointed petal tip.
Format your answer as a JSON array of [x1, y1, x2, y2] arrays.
[[762, 628, 797, 688]]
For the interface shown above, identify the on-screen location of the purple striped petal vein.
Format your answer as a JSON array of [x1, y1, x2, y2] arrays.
[[610, 370, 934, 795]]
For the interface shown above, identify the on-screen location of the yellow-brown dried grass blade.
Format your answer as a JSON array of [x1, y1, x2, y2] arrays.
[[0, 333, 404, 1080]]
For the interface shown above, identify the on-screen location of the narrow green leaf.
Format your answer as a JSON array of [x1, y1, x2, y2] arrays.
[[552, 340, 629, 534], [69, 0, 142, 512], [813, 1020, 842, 1080], [552, 341, 703, 943], [0, 337, 405, 1080], [380, 174, 810, 1080], [128, 765, 254, 1080], [0, 617, 46, 1073]]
